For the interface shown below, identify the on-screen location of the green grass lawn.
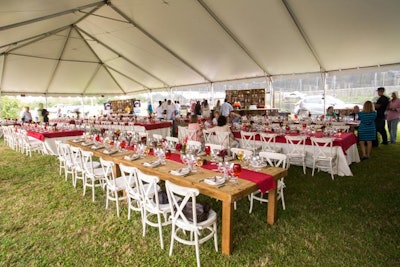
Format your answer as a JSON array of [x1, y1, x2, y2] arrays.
[[0, 140, 399, 266]]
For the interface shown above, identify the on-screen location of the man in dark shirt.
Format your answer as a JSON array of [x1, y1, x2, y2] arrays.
[[373, 87, 390, 146]]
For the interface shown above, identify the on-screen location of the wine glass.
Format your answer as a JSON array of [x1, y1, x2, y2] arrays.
[[237, 150, 245, 161], [232, 163, 242, 177], [196, 157, 204, 167], [205, 145, 211, 155], [165, 149, 171, 159], [144, 146, 150, 156]]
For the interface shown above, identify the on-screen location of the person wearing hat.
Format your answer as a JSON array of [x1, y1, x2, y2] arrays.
[[373, 87, 389, 146]]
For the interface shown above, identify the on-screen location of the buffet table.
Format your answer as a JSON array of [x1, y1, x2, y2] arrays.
[[233, 131, 360, 176], [27, 129, 84, 155]]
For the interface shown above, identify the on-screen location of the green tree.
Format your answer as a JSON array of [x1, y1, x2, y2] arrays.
[[1, 97, 21, 119]]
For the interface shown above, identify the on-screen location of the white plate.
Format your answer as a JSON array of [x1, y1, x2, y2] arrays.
[[204, 176, 225, 186], [124, 154, 140, 161], [216, 156, 234, 161], [143, 160, 161, 167], [72, 139, 84, 143], [103, 149, 118, 155], [250, 162, 267, 168], [170, 168, 191, 176], [91, 145, 105, 150]]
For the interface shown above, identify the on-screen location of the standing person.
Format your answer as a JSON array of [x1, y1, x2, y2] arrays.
[[373, 87, 390, 146], [220, 99, 233, 117], [21, 106, 32, 123], [214, 99, 221, 113], [166, 99, 176, 120], [147, 101, 153, 118], [194, 100, 202, 116], [156, 101, 164, 121], [386, 91, 400, 143], [161, 98, 168, 115], [174, 101, 181, 116], [201, 99, 211, 118], [41, 105, 49, 123], [358, 101, 377, 160]]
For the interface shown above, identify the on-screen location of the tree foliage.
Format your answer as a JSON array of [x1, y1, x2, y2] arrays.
[[1, 97, 21, 119]]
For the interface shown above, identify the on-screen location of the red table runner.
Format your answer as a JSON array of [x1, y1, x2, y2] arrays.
[[27, 130, 84, 141], [168, 153, 276, 193], [134, 121, 172, 130]]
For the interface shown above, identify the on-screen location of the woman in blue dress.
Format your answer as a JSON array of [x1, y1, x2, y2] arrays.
[[358, 101, 376, 160]]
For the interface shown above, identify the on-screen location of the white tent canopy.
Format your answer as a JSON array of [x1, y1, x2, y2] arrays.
[[1, 0, 400, 96]]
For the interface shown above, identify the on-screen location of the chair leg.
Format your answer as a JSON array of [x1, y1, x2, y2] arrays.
[[157, 213, 164, 249], [249, 194, 254, 214], [194, 234, 201, 267], [280, 188, 286, 210], [115, 192, 120, 217], [213, 222, 218, 252]]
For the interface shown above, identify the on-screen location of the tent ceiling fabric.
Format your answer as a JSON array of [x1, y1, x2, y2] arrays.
[[1, 0, 400, 96]]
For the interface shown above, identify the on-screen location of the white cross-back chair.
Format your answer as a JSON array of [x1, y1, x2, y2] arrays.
[[119, 164, 142, 220], [202, 128, 215, 144], [153, 134, 163, 142], [240, 131, 261, 153], [100, 158, 130, 217], [259, 132, 281, 153], [136, 170, 172, 249], [249, 152, 289, 213], [310, 137, 338, 180], [186, 140, 202, 154], [165, 180, 218, 267], [330, 121, 346, 126], [285, 135, 307, 174], [165, 136, 179, 151], [187, 129, 197, 141], [331, 125, 350, 133], [55, 140, 66, 176], [21, 133, 46, 156], [82, 150, 106, 202], [59, 143, 74, 182], [70, 146, 84, 188], [178, 126, 188, 143], [213, 131, 231, 149]]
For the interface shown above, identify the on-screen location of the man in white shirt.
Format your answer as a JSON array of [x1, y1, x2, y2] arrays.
[[21, 106, 33, 123], [220, 99, 234, 117], [166, 100, 176, 120], [161, 98, 168, 114], [174, 101, 181, 116]]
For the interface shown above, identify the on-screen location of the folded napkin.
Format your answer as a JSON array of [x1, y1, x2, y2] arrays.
[[204, 176, 225, 186], [143, 160, 161, 167], [123, 154, 140, 161], [103, 149, 118, 155], [170, 167, 190, 176], [72, 138, 84, 143]]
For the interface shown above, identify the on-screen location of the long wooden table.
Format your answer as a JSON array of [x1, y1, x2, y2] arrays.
[[68, 141, 286, 255]]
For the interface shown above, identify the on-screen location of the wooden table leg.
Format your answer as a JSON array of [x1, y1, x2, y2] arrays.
[[267, 188, 278, 225], [221, 200, 234, 255]]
